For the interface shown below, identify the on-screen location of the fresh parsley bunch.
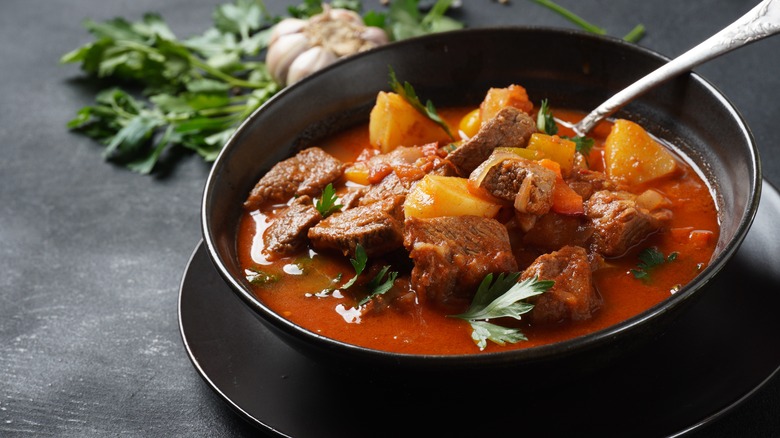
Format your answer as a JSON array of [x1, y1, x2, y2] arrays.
[[62, 1, 280, 173], [61, 0, 465, 174]]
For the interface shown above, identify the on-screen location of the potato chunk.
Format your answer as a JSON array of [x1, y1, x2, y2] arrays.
[[527, 133, 576, 177], [404, 175, 501, 219], [479, 84, 534, 123], [604, 119, 677, 185], [369, 91, 450, 153]]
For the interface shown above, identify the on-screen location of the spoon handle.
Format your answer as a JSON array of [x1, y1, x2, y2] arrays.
[[573, 0, 780, 136]]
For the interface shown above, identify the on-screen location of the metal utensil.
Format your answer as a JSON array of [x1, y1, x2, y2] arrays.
[[572, 0, 780, 136]]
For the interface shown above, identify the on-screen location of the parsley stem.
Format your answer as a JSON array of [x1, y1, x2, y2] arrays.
[[623, 24, 646, 43], [188, 57, 266, 89], [198, 103, 252, 117], [530, 0, 606, 35]]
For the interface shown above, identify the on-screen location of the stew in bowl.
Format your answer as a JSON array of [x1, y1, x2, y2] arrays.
[[202, 27, 759, 379]]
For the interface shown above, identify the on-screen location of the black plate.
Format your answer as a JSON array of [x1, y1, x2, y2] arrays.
[[180, 180, 780, 437]]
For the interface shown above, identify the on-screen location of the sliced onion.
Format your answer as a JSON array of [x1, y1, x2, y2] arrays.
[[468, 149, 527, 188]]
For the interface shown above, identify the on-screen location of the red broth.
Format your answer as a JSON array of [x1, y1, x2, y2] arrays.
[[236, 107, 719, 355]]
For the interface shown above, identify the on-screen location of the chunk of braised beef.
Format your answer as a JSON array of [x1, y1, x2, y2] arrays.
[[308, 197, 405, 257], [522, 211, 593, 251], [359, 172, 409, 206], [338, 187, 367, 210], [476, 156, 557, 215], [586, 190, 668, 257], [403, 215, 518, 311], [447, 107, 537, 176], [565, 168, 619, 201], [244, 147, 345, 210], [263, 195, 323, 260], [521, 245, 602, 324]]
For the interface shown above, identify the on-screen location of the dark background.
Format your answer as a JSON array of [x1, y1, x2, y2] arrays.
[[1, 0, 778, 436]]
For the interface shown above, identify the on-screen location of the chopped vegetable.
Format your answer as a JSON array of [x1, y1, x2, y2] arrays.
[[368, 91, 451, 153], [479, 84, 533, 124], [388, 67, 455, 140], [450, 273, 553, 350], [538, 159, 584, 215], [604, 119, 678, 185], [458, 108, 481, 138], [404, 174, 502, 219], [527, 133, 576, 176]]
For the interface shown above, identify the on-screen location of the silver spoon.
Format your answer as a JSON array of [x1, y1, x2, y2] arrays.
[[572, 0, 780, 137]]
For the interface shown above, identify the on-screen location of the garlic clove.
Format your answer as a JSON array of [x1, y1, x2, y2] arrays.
[[266, 33, 311, 85], [269, 18, 307, 46], [326, 8, 364, 25], [360, 27, 390, 46], [286, 46, 338, 86]]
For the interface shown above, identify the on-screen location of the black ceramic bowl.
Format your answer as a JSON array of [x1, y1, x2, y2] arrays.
[[201, 27, 761, 383]]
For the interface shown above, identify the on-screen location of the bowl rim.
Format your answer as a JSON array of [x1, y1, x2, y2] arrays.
[[201, 26, 762, 367]]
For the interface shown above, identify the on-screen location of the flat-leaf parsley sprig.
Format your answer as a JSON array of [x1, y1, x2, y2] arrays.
[[631, 247, 678, 281], [388, 67, 456, 140], [313, 183, 343, 217], [61, 0, 466, 174], [61, 1, 279, 173], [450, 273, 553, 350]]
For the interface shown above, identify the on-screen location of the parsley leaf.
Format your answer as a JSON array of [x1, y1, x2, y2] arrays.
[[566, 135, 595, 156], [339, 243, 398, 305], [313, 183, 343, 217], [630, 247, 679, 281], [385, 0, 464, 41], [245, 267, 279, 286], [341, 243, 368, 289], [535, 98, 594, 158], [537, 98, 558, 135], [358, 265, 399, 306], [388, 67, 455, 140], [450, 273, 553, 350]]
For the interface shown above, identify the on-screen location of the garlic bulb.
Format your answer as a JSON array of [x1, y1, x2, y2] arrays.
[[266, 5, 389, 86]]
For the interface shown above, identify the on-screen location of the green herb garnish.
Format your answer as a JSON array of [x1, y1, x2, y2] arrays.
[[314, 183, 343, 217], [340, 243, 398, 305], [315, 273, 344, 297], [388, 67, 456, 140], [630, 247, 679, 281], [537, 98, 558, 135], [567, 135, 595, 156], [341, 243, 368, 289], [536, 99, 595, 159], [246, 267, 279, 286], [358, 266, 399, 306], [450, 273, 553, 350]]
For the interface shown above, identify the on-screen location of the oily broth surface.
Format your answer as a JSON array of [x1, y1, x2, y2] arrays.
[[236, 108, 719, 355]]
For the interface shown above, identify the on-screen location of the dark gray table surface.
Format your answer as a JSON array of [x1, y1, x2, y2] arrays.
[[1, 0, 778, 436]]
